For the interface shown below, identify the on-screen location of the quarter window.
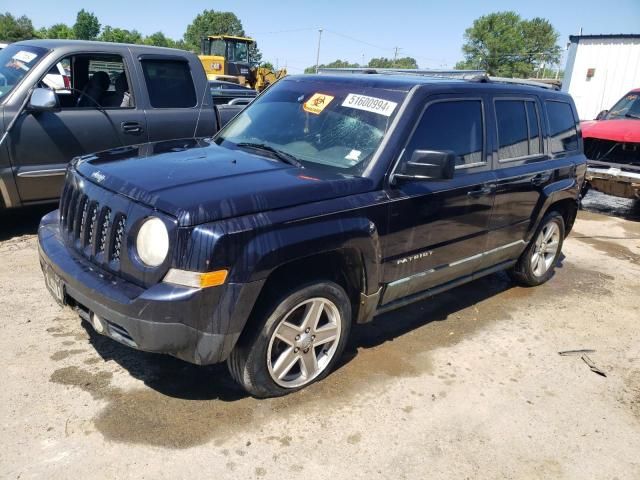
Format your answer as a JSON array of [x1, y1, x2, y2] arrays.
[[141, 60, 196, 108], [495, 99, 542, 161], [546, 101, 578, 153], [406, 100, 484, 167]]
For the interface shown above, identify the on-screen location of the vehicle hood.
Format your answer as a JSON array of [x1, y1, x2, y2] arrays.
[[74, 138, 374, 226], [581, 119, 640, 143]]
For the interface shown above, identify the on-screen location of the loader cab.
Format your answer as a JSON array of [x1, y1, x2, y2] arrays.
[[200, 35, 253, 84]]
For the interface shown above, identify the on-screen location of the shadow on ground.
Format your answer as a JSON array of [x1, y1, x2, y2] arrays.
[[0, 204, 56, 241], [582, 189, 640, 222]]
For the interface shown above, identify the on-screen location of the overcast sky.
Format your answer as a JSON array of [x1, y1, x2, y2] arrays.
[[5, 0, 640, 73]]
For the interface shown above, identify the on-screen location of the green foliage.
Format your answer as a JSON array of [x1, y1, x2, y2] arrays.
[[260, 62, 274, 70], [73, 9, 100, 40], [43, 23, 75, 39], [456, 11, 560, 78], [100, 26, 143, 44], [183, 9, 244, 52], [144, 31, 173, 48], [304, 59, 360, 74], [0, 12, 37, 42], [368, 57, 418, 69]]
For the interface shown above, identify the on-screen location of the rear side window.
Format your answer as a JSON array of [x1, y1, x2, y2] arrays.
[[406, 100, 484, 167], [546, 101, 578, 153], [495, 99, 542, 160], [141, 60, 196, 108]]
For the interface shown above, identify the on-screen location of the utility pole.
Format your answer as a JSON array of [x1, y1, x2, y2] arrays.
[[315, 28, 323, 74], [393, 46, 400, 67]]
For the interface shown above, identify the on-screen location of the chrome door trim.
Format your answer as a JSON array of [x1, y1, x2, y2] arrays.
[[16, 168, 67, 178]]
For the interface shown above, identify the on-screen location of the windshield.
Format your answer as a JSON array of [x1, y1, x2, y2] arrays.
[[606, 91, 640, 119], [228, 41, 249, 63], [0, 44, 48, 102], [215, 78, 407, 174]]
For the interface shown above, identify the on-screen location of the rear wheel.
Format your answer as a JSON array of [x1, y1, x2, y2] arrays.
[[228, 281, 351, 398], [509, 211, 565, 286]]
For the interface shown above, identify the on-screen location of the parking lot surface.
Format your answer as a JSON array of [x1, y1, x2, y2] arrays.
[[1, 207, 639, 479]]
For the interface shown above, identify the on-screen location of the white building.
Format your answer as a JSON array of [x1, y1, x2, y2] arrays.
[[562, 34, 640, 120]]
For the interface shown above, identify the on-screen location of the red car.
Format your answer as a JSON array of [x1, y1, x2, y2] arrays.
[[581, 89, 640, 199]]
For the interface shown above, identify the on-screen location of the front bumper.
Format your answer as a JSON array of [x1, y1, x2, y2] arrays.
[[586, 164, 640, 199], [38, 210, 263, 365]]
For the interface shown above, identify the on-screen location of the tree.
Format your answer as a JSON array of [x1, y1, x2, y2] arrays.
[[0, 12, 37, 42], [368, 57, 418, 69], [183, 10, 244, 52], [44, 23, 75, 39], [304, 59, 360, 74], [455, 12, 560, 78], [73, 9, 100, 40], [100, 26, 143, 44], [144, 31, 173, 48]]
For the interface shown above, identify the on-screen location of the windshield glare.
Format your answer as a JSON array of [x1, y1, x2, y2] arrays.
[[606, 92, 640, 119], [0, 44, 48, 102], [215, 78, 406, 174]]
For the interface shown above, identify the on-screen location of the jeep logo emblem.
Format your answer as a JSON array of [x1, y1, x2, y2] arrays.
[[91, 171, 106, 183]]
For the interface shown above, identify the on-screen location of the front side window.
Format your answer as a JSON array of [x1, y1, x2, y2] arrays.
[[215, 78, 407, 174], [546, 101, 578, 153], [0, 44, 48, 102], [405, 100, 484, 167], [495, 99, 542, 160], [141, 60, 196, 108]]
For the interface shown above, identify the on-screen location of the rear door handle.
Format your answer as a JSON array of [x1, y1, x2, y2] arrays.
[[467, 184, 495, 197], [121, 121, 143, 135]]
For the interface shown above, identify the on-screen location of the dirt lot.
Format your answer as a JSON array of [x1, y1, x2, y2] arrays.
[[1, 205, 639, 479]]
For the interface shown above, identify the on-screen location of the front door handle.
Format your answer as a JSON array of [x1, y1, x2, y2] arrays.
[[121, 121, 143, 135], [467, 184, 495, 197], [531, 173, 550, 186]]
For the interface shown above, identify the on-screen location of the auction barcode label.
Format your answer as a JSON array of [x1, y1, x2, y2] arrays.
[[342, 94, 397, 117]]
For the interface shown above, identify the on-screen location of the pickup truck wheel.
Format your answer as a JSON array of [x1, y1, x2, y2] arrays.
[[228, 281, 351, 398], [509, 211, 565, 287]]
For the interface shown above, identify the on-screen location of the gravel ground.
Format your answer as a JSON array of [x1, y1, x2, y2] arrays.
[[0, 204, 639, 479]]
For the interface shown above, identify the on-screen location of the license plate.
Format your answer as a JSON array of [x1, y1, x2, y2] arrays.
[[44, 264, 65, 305]]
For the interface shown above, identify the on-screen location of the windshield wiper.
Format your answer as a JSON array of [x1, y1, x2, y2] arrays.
[[625, 113, 640, 120], [236, 142, 304, 168]]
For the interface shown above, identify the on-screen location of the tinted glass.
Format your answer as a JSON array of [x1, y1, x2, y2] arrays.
[[526, 102, 541, 155], [496, 100, 528, 160], [141, 60, 196, 108], [406, 100, 483, 167], [546, 101, 578, 153]]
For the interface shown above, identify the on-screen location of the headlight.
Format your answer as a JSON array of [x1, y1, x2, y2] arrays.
[[136, 217, 169, 267]]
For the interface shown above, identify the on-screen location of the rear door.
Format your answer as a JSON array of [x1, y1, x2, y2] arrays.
[[8, 50, 147, 203], [381, 95, 496, 305], [135, 55, 213, 142]]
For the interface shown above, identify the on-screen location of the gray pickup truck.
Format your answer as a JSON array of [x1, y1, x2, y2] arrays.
[[0, 40, 242, 210]]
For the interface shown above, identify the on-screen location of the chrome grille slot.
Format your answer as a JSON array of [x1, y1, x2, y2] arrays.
[[97, 208, 111, 254], [86, 203, 99, 249], [73, 195, 88, 240], [66, 188, 79, 232], [111, 215, 126, 262], [79, 199, 90, 244]]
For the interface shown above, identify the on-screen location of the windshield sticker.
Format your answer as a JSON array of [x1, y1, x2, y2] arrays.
[[342, 93, 397, 117], [345, 149, 361, 162], [303, 93, 334, 115], [12, 51, 38, 63]]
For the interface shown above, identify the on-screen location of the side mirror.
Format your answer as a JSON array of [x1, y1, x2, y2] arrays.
[[595, 109, 608, 120], [394, 150, 456, 182], [28, 88, 59, 111]]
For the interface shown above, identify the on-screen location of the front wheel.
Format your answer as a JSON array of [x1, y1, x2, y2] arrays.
[[509, 211, 565, 286], [228, 281, 351, 398]]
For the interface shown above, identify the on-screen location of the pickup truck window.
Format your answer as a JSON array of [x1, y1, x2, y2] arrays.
[[546, 101, 578, 154], [0, 44, 47, 102], [141, 60, 196, 108], [215, 79, 407, 173], [405, 100, 484, 168], [496, 100, 542, 161]]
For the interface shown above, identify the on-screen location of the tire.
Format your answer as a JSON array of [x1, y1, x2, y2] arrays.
[[228, 281, 352, 398], [509, 211, 565, 287]]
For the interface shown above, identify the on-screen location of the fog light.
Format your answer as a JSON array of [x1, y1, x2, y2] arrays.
[[90, 312, 105, 334]]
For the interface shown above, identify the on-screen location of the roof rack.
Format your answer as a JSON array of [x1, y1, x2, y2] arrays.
[[315, 67, 560, 90]]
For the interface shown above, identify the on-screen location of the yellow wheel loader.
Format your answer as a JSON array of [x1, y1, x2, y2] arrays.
[[199, 35, 286, 92]]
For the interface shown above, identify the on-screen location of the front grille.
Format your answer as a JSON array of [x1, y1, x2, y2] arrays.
[[585, 138, 640, 167], [59, 182, 127, 268]]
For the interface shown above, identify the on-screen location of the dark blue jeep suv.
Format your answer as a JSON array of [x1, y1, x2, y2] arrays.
[[38, 73, 586, 397]]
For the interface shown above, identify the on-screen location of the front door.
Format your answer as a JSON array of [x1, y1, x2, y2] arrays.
[[7, 51, 147, 203], [381, 96, 496, 305]]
